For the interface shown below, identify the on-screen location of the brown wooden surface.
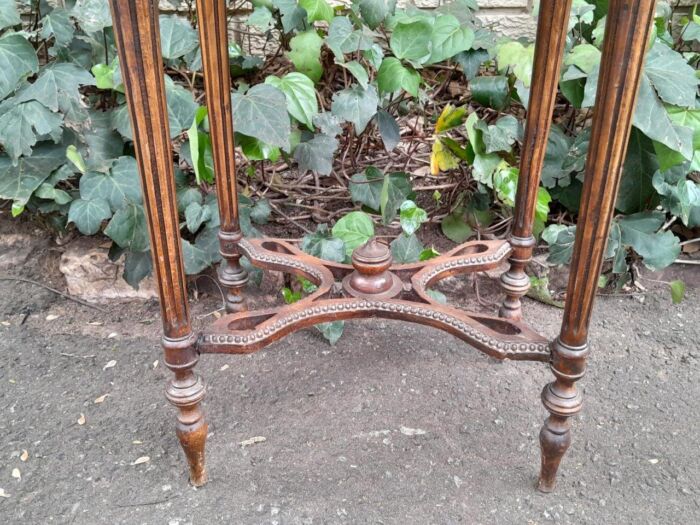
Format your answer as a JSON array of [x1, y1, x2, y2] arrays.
[[538, 0, 657, 493], [500, 0, 573, 321], [109, 0, 208, 487]]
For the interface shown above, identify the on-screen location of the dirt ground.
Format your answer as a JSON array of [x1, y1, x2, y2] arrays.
[[0, 220, 699, 524]]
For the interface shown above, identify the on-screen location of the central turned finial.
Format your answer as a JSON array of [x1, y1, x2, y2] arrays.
[[342, 237, 403, 300]]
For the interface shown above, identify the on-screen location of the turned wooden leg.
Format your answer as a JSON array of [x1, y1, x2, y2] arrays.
[[110, 0, 208, 486], [500, 0, 572, 321], [537, 0, 656, 492], [197, 0, 248, 313]]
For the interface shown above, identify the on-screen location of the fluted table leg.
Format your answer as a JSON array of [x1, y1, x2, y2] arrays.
[[109, 0, 208, 486], [500, 0, 573, 321], [196, 0, 248, 313], [538, 0, 656, 493]]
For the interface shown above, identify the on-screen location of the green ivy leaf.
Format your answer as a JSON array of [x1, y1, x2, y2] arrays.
[[35, 182, 72, 205], [294, 134, 338, 175], [0, 144, 65, 206], [455, 48, 490, 80], [331, 84, 378, 134], [427, 14, 475, 64], [288, 30, 324, 83], [496, 41, 534, 87], [265, 72, 318, 130], [464, 112, 501, 186], [375, 109, 400, 152], [0, 0, 21, 31], [0, 101, 63, 162], [338, 61, 369, 89], [441, 211, 473, 243], [79, 156, 142, 211], [247, 7, 273, 30], [237, 134, 280, 162], [159, 15, 199, 59], [0, 34, 39, 100], [669, 280, 686, 304], [475, 115, 521, 153], [399, 200, 428, 236], [184, 201, 212, 233], [332, 211, 375, 259], [470, 76, 509, 110], [390, 233, 424, 263], [542, 224, 576, 265], [390, 20, 432, 63], [376, 57, 420, 97], [565, 43, 601, 74], [181, 239, 212, 274], [231, 84, 291, 149], [123, 250, 153, 289], [273, 0, 308, 33], [419, 246, 440, 261], [72, 0, 112, 33], [644, 42, 699, 108], [617, 128, 660, 214], [349, 166, 383, 211], [315, 321, 345, 345], [299, 0, 334, 23], [165, 76, 198, 138], [357, 0, 396, 29], [494, 166, 518, 207], [39, 9, 75, 51], [380, 172, 413, 225], [301, 224, 346, 262], [326, 17, 373, 62], [104, 203, 150, 252], [618, 211, 680, 270], [68, 197, 112, 235]]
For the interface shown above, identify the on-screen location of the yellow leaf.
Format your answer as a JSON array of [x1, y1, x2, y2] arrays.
[[431, 139, 459, 175], [0, 488, 10, 498], [239, 436, 266, 447], [435, 104, 467, 133], [11, 468, 20, 480], [103, 360, 116, 370], [20, 450, 28, 462], [220, 364, 229, 371], [45, 314, 59, 321], [77, 413, 86, 425]]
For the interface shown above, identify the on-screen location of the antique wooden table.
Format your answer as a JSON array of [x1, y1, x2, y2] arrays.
[[109, 0, 655, 492]]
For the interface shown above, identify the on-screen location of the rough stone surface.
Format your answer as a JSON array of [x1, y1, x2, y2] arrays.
[[59, 237, 158, 303], [0, 233, 36, 272]]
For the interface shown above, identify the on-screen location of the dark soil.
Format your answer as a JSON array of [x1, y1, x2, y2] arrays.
[[1, 220, 699, 524]]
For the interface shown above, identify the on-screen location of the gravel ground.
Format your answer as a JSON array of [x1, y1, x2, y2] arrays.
[[0, 224, 698, 524]]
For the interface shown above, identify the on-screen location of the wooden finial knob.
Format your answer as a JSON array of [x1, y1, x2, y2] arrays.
[[342, 238, 402, 299]]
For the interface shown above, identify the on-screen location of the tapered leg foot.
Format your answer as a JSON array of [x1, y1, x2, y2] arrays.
[[537, 414, 571, 492], [163, 335, 209, 486]]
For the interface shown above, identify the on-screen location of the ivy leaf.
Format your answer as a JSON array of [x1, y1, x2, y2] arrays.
[[39, 9, 75, 52], [441, 211, 473, 243], [494, 166, 518, 207], [399, 200, 428, 236], [299, 0, 334, 23], [669, 280, 686, 304], [565, 44, 601, 74], [470, 76, 509, 110], [430, 139, 460, 175], [464, 112, 501, 186], [0, 0, 21, 31], [15, 62, 95, 125], [123, 250, 153, 289], [273, 0, 308, 33], [231, 84, 291, 149], [181, 239, 211, 274], [265, 72, 318, 130], [0, 34, 39, 100], [294, 134, 338, 175], [376, 57, 420, 96], [0, 144, 65, 206], [184, 201, 212, 233], [363, 43, 384, 70], [618, 211, 680, 270], [237, 134, 280, 162], [390, 20, 432, 63], [390, 233, 424, 263], [338, 61, 369, 89], [159, 15, 199, 59], [380, 172, 413, 225], [326, 17, 373, 62], [331, 211, 375, 259], [435, 104, 467, 133], [247, 7, 273, 30], [540, 126, 573, 188], [301, 224, 346, 262], [644, 43, 698, 108], [315, 321, 345, 345], [653, 164, 700, 227], [542, 224, 576, 265], [617, 129, 660, 214], [375, 109, 400, 152], [0, 101, 63, 162], [104, 203, 150, 252], [358, 0, 396, 29], [455, 48, 490, 80], [419, 246, 440, 261], [72, 0, 112, 34], [68, 198, 112, 235], [187, 106, 215, 184], [427, 14, 475, 64], [288, 30, 324, 83], [496, 41, 535, 86], [35, 182, 72, 205], [476, 115, 521, 153], [79, 156, 142, 211], [165, 77, 198, 138], [331, 84, 378, 134], [314, 112, 342, 137], [82, 110, 123, 172], [250, 199, 271, 225], [350, 166, 383, 212]]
